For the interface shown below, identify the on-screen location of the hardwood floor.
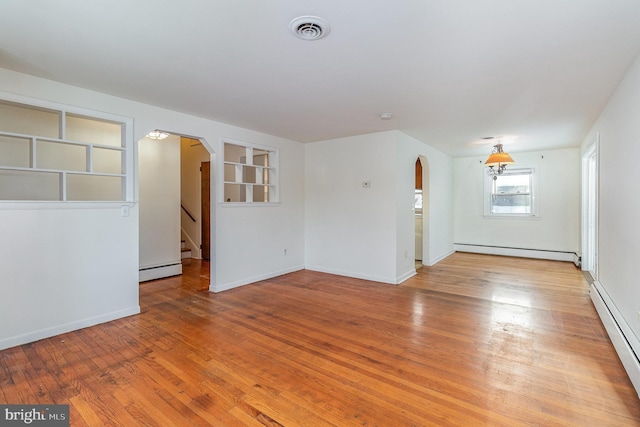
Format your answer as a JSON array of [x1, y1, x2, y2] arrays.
[[1, 253, 639, 426]]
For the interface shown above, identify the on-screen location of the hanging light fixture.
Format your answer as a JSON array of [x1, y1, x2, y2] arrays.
[[485, 143, 514, 180], [146, 130, 170, 140]]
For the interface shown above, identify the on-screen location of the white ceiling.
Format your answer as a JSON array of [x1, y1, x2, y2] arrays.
[[1, 0, 640, 157]]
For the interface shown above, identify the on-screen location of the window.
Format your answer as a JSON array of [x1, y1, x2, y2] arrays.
[[485, 168, 536, 216], [222, 140, 279, 204], [0, 96, 133, 202], [414, 189, 423, 211]]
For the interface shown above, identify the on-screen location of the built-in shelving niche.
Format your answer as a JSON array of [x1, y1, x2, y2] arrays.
[[0, 99, 130, 202], [223, 142, 278, 203]]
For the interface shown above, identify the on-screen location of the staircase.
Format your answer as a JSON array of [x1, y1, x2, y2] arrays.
[[181, 240, 192, 259]]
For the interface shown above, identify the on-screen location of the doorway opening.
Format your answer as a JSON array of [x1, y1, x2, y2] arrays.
[[138, 132, 214, 288], [582, 136, 598, 281], [180, 137, 211, 261], [415, 156, 430, 267]]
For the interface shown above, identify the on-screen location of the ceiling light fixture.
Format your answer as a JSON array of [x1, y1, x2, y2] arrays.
[[289, 16, 331, 41], [379, 112, 392, 120], [485, 142, 514, 180], [146, 130, 170, 140]]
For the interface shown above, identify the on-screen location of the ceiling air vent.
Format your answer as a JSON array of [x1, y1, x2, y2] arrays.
[[289, 16, 331, 41]]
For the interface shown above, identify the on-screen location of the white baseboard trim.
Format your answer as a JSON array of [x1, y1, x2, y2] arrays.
[[304, 265, 397, 285], [396, 269, 417, 284], [211, 265, 305, 293], [590, 281, 640, 397], [454, 244, 576, 262], [0, 306, 140, 351], [139, 262, 182, 282], [427, 249, 455, 266]]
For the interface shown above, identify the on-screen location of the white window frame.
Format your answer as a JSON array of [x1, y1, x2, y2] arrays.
[[220, 138, 279, 205], [484, 167, 538, 218]]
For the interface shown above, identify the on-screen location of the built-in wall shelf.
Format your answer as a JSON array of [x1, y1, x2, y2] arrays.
[[223, 141, 278, 203], [0, 96, 133, 202]]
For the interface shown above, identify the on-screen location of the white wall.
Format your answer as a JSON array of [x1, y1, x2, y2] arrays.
[[453, 148, 580, 258], [582, 52, 640, 393], [586, 53, 640, 336], [0, 204, 139, 350], [0, 87, 139, 350], [305, 132, 398, 283], [0, 67, 306, 348], [397, 132, 454, 267], [180, 137, 210, 258], [305, 130, 454, 284], [138, 134, 181, 279], [214, 135, 305, 291]]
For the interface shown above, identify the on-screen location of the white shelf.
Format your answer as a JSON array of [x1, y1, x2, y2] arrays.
[[0, 97, 131, 202], [222, 140, 279, 204]]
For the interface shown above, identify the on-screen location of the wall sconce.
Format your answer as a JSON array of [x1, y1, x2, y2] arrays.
[[146, 130, 170, 140], [485, 143, 514, 180]]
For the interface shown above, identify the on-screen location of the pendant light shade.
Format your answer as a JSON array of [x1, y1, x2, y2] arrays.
[[485, 143, 514, 179]]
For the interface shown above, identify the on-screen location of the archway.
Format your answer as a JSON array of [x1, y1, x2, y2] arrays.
[[138, 131, 214, 287], [415, 156, 430, 266]]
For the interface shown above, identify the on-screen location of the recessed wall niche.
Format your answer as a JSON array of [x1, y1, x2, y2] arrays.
[[0, 99, 129, 202]]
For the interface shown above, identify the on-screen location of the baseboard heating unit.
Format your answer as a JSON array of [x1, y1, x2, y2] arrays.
[[139, 262, 182, 282], [454, 243, 578, 264], [590, 281, 640, 397]]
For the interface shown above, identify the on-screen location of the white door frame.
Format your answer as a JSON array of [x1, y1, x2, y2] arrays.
[[419, 155, 430, 266], [581, 134, 599, 280]]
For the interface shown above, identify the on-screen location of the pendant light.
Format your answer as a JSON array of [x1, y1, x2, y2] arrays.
[[485, 143, 514, 180]]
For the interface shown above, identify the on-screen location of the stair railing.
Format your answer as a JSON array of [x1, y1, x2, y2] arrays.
[[181, 204, 196, 222]]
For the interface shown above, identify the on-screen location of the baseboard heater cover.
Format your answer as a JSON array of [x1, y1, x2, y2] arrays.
[[590, 282, 640, 397], [454, 243, 577, 263], [139, 262, 182, 282]]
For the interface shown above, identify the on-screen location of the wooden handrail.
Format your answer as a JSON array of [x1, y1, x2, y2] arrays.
[[181, 204, 196, 222]]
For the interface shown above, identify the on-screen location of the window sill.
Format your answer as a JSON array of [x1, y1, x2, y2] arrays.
[[0, 201, 136, 210], [483, 214, 540, 219]]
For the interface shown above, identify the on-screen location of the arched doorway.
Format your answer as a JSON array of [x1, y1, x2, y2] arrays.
[[138, 131, 214, 286], [415, 156, 430, 267]]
